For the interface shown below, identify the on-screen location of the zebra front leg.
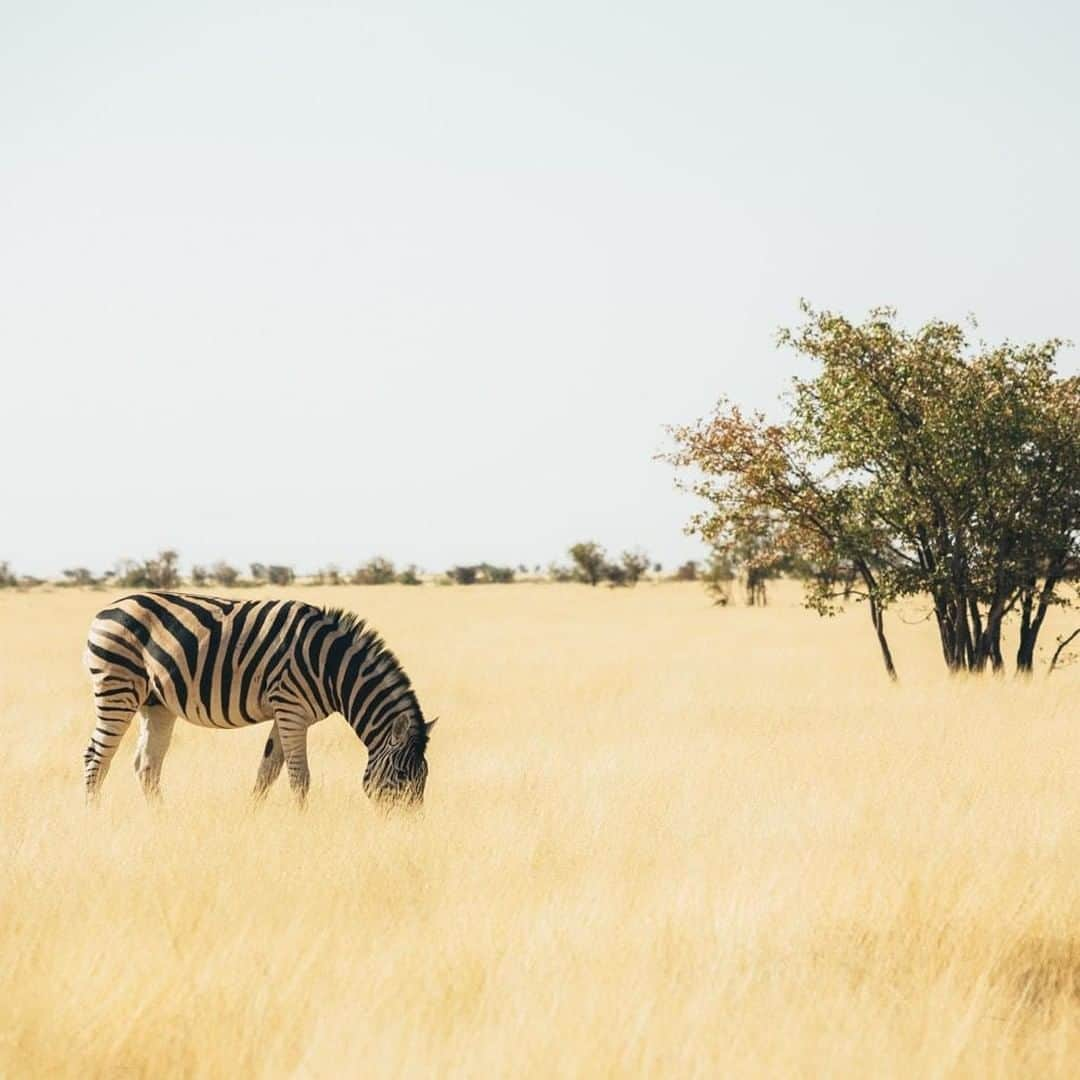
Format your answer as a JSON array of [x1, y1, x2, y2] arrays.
[[85, 684, 139, 800], [253, 722, 285, 798], [276, 717, 311, 805], [133, 706, 177, 800]]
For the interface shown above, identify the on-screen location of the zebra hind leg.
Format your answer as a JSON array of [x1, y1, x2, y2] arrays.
[[253, 722, 285, 798], [85, 679, 140, 800], [133, 705, 177, 800]]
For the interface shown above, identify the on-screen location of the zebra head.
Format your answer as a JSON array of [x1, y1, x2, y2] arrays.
[[363, 714, 436, 807]]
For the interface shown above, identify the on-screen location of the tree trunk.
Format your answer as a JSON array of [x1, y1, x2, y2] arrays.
[[855, 560, 897, 681], [972, 599, 1006, 673], [869, 594, 898, 681], [1016, 576, 1059, 674], [1016, 587, 1035, 674]]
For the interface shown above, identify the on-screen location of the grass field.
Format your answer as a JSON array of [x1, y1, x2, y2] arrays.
[[2, 582, 1079, 1077]]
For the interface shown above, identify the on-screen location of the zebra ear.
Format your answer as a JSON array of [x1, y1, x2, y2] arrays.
[[425, 718, 438, 734]]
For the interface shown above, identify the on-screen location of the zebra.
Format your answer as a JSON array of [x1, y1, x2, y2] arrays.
[[83, 591, 435, 805]]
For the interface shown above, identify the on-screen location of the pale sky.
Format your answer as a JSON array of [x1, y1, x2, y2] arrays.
[[2, 1, 1078, 577]]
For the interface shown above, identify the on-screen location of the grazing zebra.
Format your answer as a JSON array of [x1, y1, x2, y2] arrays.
[[83, 592, 434, 804]]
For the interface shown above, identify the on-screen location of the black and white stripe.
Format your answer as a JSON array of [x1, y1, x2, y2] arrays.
[[83, 592, 433, 803]]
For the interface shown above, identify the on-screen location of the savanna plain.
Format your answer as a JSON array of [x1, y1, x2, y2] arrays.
[[2, 582, 1079, 1077]]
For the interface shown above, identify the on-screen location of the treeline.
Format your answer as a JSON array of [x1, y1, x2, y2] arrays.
[[0, 545, 706, 591]]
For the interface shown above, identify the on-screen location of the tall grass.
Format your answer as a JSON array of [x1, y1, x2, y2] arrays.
[[2, 582, 1078, 1076]]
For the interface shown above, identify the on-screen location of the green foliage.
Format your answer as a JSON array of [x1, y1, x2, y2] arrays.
[[670, 302, 1080, 676], [397, 565, 422, 586], [267, 565, 294, 586], [0, 562, 17, 588], [449, 565, 478, 585]]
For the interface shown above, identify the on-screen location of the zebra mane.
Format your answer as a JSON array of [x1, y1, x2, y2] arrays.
[[320, 606, 370, 640], [319, 606, 429, 753]]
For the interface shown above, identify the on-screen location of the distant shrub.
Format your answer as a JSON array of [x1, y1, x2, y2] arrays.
[[449, 565, 478, 585], [397, 565, 422, 586], [267, 565, 294, 586], [604, 563, 629, 587], [353, 557, 396, 585], [569, 542, 607, 586], [313, 565, 343, 586], [674, 560, 699, 582], [0, 562, 17, 588], [480, 564, 515, 584], [702, 549, 735, 605], [620, 550, 650, 585], [190, 565, 209, 586], [114, 550, 180, 589], [250, 563, 267, 582], [547, 563, 575, 583], [61, 567, 98, 587], [211, 561, 240, 587]]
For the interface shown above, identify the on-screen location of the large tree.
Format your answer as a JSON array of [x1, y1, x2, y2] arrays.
[[670, 304, 1080, 678]]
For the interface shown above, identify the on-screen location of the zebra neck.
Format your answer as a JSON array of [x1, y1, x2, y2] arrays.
[[343, 661, 416, 747]]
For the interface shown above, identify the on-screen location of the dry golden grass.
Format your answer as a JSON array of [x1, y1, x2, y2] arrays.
[[2, 581, 1079, 1077]]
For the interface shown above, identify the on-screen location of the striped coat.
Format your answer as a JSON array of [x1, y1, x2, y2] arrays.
[[84, 592, 433, 803]]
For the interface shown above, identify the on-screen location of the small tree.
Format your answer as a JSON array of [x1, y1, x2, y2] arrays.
[[620, 550, 650, 585], [569, 542, 607, 586], [449, 565, 478, 585], [212, 561, 240, 587], [674, 561, 699, 582], [547, 562, 575, 583], [353, 557, 395, 585], [397, 565, 422, 585], [480, 563, 515, 584], [0, 562, 17, 588], [605, 563, 629, 586], [114, 551, 180, 589], [267, 565, 294, 586], [702, 548, 735, 605], [709, 511, 790, 606], [250, 563, 268, 583], [62, 567, 97, 587], [148, 550, 179, 588], [190, 565, 209, 586]]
